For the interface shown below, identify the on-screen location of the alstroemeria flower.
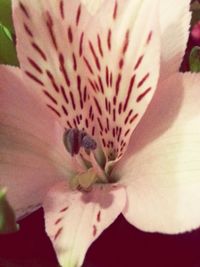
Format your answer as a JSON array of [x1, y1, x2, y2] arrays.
[[0, 0, 197, 266]]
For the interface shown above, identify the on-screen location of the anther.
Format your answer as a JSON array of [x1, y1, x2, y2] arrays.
[[63, 128, 97, 156], [81, 135, 97, 150]]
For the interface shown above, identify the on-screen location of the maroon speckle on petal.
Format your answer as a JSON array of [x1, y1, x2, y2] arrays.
[[47, 104, 61, 118], [25, 71, 44, 86], [123, 74, 136, 112], [97, 34, 104, 57], [134, 55, 144, 70], [146, 31, 153, 44], [97, 211, 101, 222], [43, 90, 58, 105], [122, 30, 129, 54], [54, 227, 63, 241], [79, 32, 84, 57], [113, 1, 118, 20], [60, 206, 69, 213], [107, 29, 112, 50], [59, 53, 71, 87], [54, 218, 63, 225], [124, 109, 133, 125], [93, 225, 97, 237], [137, 73, 149, 88], [46, 11, 58, 50], [19, 2, 30, 19], [83, 57, 94, 75], [23, 23, 33, 37], [68, 26, 73, 43], [28, 57, 43, 73], [76, 4, 82, 26], [89, 41, 101, 71], [129, 113, 139, 124], [136, 87, 152, 102], [94, 97, 103, 115], [59, 0, 65, 19], [31, 42, 47, 61], [46, 70, 60, 92]]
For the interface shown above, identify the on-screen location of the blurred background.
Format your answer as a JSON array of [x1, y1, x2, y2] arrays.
[[1, 0, 200, 267]]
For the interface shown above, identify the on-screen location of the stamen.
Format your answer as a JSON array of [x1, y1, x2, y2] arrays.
[[81, 135, 97, 150], [63, 128, 97, 156], [63, 128, 107, 184], [63, 128, 82, 156], [90, 152, 107, 183]]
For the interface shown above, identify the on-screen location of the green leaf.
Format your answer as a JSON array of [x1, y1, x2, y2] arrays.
[[189, 46, 200, 72], [0, 188, 19, 234], [0, 23, 18, 65], [0, 0, 14, 33]]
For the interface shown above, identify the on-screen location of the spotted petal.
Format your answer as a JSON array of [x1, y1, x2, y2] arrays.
[[80, 0, 103, 15], [0, 65, 69, 219], [115, 73, 200, 234], [43, 182, 126, 267], [12, 0, 97, 136], [83, 0, 160, 162]]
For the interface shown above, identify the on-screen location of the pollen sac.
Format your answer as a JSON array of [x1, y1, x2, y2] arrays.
[[81, 135, 97, 150], [63, 128, 82, 156]]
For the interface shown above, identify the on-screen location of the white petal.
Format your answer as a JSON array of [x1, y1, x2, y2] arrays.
[[159, 0, 191, 80], [43, 182, 126, 267], [114, 73, 200, 234], [81, 0, 104, 15]]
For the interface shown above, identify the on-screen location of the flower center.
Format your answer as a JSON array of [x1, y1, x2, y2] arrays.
[[63, 128, 108, 190]]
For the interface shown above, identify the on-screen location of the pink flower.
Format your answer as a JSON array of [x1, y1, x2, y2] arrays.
[[191, 21, 200, 43], [0, 0, 196, 266]]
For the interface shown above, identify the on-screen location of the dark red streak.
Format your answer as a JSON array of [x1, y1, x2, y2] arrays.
[[47, 104, 61, 117], [60, 85, 69, 103], [76, 4, 82, 26], [137, 73, 149, 88], [89, 41, 101, 71], [43, 90, 58, 104], [31, 42, 47, 61], [136, 87, 151, 102], [25, 71, 44, 86], [113, 1, 118, 20], [28, 57, 43, 73], [59, 0, 65, 19], [123, 75, 136, 112], [97, 34, 104, 57], [69, 91, 76, 110], [59, 53, 71, 87], [24, 23, 33, 37], [46, 70, 60, 92]]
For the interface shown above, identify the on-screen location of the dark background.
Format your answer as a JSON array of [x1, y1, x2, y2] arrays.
[[0, 210, 200, 267], [0, 2, 200, 267]]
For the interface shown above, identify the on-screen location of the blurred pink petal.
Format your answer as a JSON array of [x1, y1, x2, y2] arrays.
[[0, 66, 69, 219]]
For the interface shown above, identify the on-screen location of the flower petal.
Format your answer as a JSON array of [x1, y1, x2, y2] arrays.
[[43, 182, 126, 267], [80, 0, 103, 15], [12, 0, 97, 136], [159, 0, 191, 80], [83, 0, 160, 162], [115, 73, 200, 234], [0, 66, 69, 219]]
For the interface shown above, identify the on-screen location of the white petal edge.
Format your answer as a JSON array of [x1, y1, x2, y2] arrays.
[[114, 72, 200, 234], [159, 0, 191, 80], [43, 182, 126, 267]]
